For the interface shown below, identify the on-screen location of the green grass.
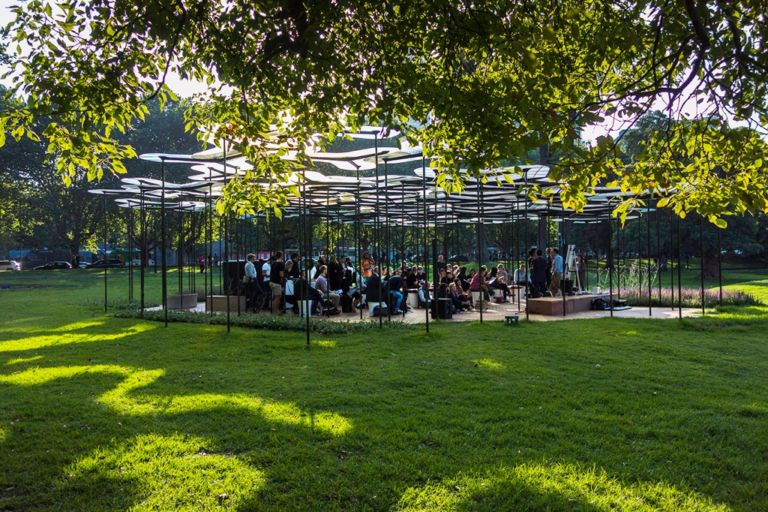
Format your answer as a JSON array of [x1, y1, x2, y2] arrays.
[[1, 270, 767, 511]]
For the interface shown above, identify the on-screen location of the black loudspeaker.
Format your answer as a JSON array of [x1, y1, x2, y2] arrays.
[[222, 260, 246, 295], [437, 298, 453, 319], [340, 294, 353, 313]]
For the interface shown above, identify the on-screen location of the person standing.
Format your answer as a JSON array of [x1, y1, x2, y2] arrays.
[[288, 253, 301, 279], [360, 251, 375, 288], [434, 254, 446, 282], [244, 253, 258, 312], [328, 256, 343, 291], [532, 249, 548, 297], [270, 252, 285, 314], [549, 248, 564, 296], [576, 254, 587, 292]]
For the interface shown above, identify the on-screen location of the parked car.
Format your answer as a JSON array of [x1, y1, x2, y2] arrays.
[[85, 259, 124, 269], [33, 261, 72, 270], [0, 260, 21, 271], [128, 258, 155, 267]]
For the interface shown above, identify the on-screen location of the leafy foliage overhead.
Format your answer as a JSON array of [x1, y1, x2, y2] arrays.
[[2, 0, 767, 220]]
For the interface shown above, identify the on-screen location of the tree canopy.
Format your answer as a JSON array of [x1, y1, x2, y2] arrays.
[[1, 0, 767, 221]]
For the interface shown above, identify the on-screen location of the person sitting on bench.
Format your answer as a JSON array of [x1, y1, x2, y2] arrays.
[[315, 265, 341, 309], [293, 271, 323, 315], [418, 279, 431, 308], [448, 282, 471, 312], [469, 265, 491, 305], [365, 266, 384, 307], [387, 268, 405, 314]]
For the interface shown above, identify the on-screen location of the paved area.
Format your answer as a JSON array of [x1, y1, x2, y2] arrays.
[[149, 300, 700, 323]]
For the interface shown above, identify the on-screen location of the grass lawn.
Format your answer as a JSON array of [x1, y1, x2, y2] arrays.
[[1, 270, 767, 511]]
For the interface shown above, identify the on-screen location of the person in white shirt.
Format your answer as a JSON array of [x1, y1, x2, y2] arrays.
[[514, 264, 529, 285], [244, 253, 258, 312], [262, 258, 272, 286]]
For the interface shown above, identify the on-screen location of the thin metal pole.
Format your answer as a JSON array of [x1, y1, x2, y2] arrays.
[[303, 169, 310, 347], [422, 156, 429, 333], [128, 206, 133, 302], [140, 191, 146, 316], [236, 216, 242, 317], [699, 215, 705, 316], [562, 210, 566, 317], [203, 194, 208, 314], [717, 226, 723, 306], [477, 179, 484, 323], [656, 205, 662, 304], [616, 224, 621, 299], [523, 179, 529, 321], [608, 210, 614, 318], [103, 194, 108, 313], [355, 165, 362, 320], [384, 160, 391, 322], [208, 180, 214, 317], [374, 134, 383, 328], [160, 157, 168, 327], [647, 206, 652, 316], [677, 215, 683, 319], [178, 208, 183, 295], [669, 210, 675, 310], [224, 143, 231, 332]]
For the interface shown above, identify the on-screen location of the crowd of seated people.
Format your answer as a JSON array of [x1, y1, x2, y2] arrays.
[[243, 250, 529, 318]]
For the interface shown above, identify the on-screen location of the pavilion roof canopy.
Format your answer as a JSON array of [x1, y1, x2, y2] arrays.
[[103, 127, 651, 223]]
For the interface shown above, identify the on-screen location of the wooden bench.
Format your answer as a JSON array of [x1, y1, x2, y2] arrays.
[[505, 315, 519, 326]]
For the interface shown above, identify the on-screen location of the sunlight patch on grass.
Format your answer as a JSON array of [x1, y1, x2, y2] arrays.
[[0, 365, 352, 436], [396, 462, 730, 511], [5, 355, 44, 366], [62, 433, 264, 511], [0, 324, 155, 353], [52, 320, 107, 332], [0, 424, 6, 443], [312, 339, 337, 348], [98, 368, 352, 435], [0, 364, 131, 386], [473, 358, 505, 370]]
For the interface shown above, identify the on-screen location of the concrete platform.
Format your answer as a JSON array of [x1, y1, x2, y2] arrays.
[[527, 293, 609, 316], [145, 300, 700, 324]]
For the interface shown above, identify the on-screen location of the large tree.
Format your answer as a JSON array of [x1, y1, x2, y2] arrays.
[[1, 1, 767, 220]]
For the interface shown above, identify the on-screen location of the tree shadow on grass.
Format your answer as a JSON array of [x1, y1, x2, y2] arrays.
[[0, 314, 765, 510]]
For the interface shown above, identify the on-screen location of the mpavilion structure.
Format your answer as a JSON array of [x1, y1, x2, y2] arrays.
[[90, 127, 722, 341]]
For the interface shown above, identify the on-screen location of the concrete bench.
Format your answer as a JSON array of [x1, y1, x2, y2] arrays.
[[167, 293, 198, 310]]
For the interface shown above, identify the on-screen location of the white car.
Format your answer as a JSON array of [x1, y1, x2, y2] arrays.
[[0, 260, 21, 271]]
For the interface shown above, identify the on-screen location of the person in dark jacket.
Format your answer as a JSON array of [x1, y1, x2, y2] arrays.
[[293, 271, 323, 314], [328, 256, 344, 291], [365, 267, 383, 304], [532, 249, 548, 297]]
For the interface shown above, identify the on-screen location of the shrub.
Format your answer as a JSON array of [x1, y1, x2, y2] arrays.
[[618, 287, 759, 308], [112, 309, 415, 335]]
